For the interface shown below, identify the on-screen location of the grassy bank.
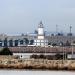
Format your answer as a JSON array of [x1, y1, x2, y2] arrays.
[[0, 56, 75, 70]]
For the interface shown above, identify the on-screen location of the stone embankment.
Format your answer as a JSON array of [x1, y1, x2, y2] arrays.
[[0, 56, 75, 70]]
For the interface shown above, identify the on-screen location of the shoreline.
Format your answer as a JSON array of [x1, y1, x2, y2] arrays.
[[0, 56, 75, 70], [0, 67, 75, 71]]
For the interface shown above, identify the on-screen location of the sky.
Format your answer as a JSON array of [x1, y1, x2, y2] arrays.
[[0, 0, 75, 35]]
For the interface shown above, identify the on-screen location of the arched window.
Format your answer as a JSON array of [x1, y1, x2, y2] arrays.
[[4, 38, 8, 47], [14, 40, 18, 46], [9, 39, 13, 47], [0, 40, 2, 47], [20, 40, 24, 45], [23, 38, 29, 45], [30, 40, 34, 45]]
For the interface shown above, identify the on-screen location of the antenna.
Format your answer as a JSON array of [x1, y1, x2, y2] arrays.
[[69, 25, 74, 58], [56, 25, 58, 35], [56, 25, 58, 45], [70, 25, 72, 45]]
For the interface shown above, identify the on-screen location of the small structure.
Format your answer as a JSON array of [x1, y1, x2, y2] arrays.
[[34, 21, 48, 46]]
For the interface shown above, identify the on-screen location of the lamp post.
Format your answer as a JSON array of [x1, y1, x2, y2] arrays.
[[69, 25, 73, 58]]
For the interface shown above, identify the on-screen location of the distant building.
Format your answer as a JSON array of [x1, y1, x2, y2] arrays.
[[0, 22, 75, 47], [34, 21, 48, 46]]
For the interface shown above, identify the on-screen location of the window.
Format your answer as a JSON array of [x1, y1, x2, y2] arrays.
[[14, 40, 18, 46], [9, 40, 13, 47], [0, 40, 2, 47], [20, 40, 23, 44], [4, 38, 8, 47]]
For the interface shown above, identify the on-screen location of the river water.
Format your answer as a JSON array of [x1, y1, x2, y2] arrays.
[[0, 70, 75, 75]]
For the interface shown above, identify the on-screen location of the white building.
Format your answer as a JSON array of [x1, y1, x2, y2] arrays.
[[34, 21, 48, 46]]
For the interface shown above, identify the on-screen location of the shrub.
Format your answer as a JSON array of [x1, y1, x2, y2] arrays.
[[0, 47, 13, 55]]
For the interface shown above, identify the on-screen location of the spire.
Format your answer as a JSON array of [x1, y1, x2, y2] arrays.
[[38, 21, 44, 28]]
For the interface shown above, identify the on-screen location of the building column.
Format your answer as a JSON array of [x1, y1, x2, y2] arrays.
[[18, 41, 20, 46], [13, 41, 15, 47], [2, 41, 4, 47], [7, 41, 9, 47]]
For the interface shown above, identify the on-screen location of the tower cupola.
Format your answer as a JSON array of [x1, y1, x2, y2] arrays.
[[38, 21, 44, 36]]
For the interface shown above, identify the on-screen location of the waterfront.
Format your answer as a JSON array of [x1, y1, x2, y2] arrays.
[[0, 70, 75, 75], [1, 56, 75, 70]]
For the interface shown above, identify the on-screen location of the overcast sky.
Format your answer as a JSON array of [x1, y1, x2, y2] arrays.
[[0, 0, 75, 35]]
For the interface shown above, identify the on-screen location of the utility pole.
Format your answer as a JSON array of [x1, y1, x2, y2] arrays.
[[69, 25, 73, 57], [70, 25, 72, 45]]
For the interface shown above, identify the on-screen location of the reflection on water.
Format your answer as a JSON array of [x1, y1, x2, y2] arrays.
[[0, 70, 75, 75]]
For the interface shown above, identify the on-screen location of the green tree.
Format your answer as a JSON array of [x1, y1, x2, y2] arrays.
[[0, 47, 13, 55]]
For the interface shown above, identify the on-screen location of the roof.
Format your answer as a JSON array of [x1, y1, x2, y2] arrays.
[[9, 46, 75, 53]]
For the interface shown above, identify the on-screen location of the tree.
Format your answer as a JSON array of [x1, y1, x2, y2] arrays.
[[0, 47, 13, 55], [39, 54, 45, 59], [54, 53, 63, 60], [30, 54, 38, 59]]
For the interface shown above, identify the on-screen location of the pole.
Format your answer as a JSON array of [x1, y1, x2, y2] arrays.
[[70, 26, 72, 45], [69, 25, 73, 58], [56, 25, 58, 45], [72, 45, 74, 58], [63, 46, 64, 61]]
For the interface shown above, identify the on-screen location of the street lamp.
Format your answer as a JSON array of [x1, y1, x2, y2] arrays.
[[69, 26, 74, 58]]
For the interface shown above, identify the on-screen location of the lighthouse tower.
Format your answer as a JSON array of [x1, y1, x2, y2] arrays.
[[34, 21, 48, 46], [38, 21, 44, 39]]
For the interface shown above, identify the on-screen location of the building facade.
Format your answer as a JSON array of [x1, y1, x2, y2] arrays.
[[34, 21, 48, 46], [0, 22, 75, 47]]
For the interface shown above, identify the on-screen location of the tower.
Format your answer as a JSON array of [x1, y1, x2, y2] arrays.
[[37, 21, 44, 39], [34, 21, 48, 46]]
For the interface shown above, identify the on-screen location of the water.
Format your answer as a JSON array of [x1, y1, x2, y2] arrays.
[[0, 70, 75, 75]]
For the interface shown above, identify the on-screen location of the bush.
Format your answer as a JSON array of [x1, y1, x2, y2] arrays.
[[30, 54, 38, 59], [39, 54, 45, 59], [0, 47, 13, 55], [55, 53, 63, 60]]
